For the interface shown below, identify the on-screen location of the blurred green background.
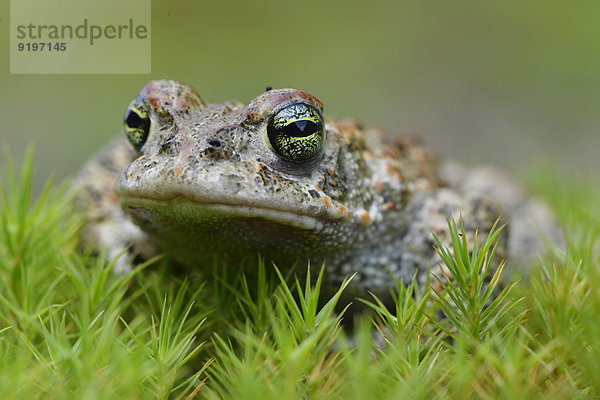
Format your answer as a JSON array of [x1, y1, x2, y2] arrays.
[[1, 0, 599, 189]]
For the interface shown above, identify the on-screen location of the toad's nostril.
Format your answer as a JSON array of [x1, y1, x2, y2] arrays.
[[208, 139, 222, 148]]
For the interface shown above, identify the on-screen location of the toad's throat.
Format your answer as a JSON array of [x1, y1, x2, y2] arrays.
[[118, 194, 356, 267]]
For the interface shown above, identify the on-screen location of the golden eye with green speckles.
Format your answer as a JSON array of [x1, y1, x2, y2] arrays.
[[124, 98, 150, 151], [267, 103, 324, 162]]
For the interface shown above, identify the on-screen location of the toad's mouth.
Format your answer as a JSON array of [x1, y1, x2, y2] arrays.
[[118, 192, 347, 231], [118, 192, 354, 269]]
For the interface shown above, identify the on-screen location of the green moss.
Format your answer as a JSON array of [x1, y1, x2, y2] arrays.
[[1, 152, 598, 399]]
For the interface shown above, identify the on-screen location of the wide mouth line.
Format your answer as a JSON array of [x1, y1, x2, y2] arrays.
[[119, 191, 343, 222]]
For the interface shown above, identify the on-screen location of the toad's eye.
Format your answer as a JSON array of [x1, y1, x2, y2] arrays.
[[267, 103, 324, 162], [124, 99, 150, 151]]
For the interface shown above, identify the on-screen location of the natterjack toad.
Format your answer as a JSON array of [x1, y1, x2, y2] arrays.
[[74, 80, 561, 298]]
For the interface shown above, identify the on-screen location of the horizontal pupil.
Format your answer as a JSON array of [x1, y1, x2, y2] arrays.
[[126, 110, 144, 129], [283, 120, 318, 137]]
